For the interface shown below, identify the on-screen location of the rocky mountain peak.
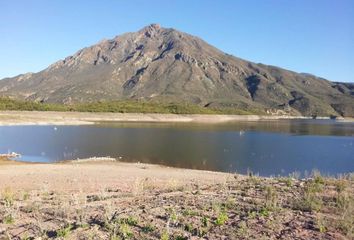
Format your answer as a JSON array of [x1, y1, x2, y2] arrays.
[[139, 23, 162, 38], [146, 23, 161, 30]]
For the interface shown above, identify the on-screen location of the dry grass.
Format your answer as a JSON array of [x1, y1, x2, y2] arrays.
[[0, 157, 23, 166], [0, 172, 353, 239]]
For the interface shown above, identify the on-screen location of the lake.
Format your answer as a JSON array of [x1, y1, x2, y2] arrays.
[[0, 119, 353, 176]]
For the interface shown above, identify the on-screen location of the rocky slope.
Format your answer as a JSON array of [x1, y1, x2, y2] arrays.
[[0, 24, 353, 116]]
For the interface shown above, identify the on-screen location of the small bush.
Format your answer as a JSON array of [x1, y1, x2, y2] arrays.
[[160, 230, 169, 240], [259, 207, 270, 217], [202, 216, 209, 227], [56, 224, 72, 238], [3, 214, 14, 224], [184, 223, 193, 232], [2, 187, 15, 207], [120, 216, 138, 226], [264, 186, 278, 209], [142, 224, 155, 233], [292, 180, 323, 212], [334, 179, 347, 193], [215, 211, 228, 226], [119, 223, 133, 239]]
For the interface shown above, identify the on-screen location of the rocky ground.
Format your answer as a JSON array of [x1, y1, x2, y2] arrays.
[[0, 158, 353, 239]]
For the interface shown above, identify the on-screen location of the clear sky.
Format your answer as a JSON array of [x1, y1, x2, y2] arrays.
[[1, 0, 353, 82]]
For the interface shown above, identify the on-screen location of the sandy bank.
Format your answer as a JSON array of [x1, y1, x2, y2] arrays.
[[0, 111, 315, 126], [0, 160, 231, 193], [0, 159, 352, 239]]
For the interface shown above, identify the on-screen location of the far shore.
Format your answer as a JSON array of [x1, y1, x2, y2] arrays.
[[1, 110, 351, 126]]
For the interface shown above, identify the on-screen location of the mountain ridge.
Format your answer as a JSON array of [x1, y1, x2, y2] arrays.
[[0, 24, 353, 117]]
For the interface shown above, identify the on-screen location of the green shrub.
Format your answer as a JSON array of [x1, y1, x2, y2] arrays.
[[160, 230, 169, 240], [292, 180, 323, 212], [264, 186, 278, 209], [142, 224, 155, 233], [215, 211, 228, 225], [0, 97, 261, 115], [56, 224, 72, 238], [119, 223, 133, 239], [3, 214, 14, 224]]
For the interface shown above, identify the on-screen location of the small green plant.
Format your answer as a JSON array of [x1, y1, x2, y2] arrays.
[[259, 207, 270, 217], [312, 170, 325, 184], [119, 223, 133, 239], [56, 224, 72, 238], [175, 236, 188, 240], [2, 188, 15, 207], [281, 177, 293, 187], [225, 197, 237, 209], [142, 224, 155, 233], [197, 227, 208, 237], [247, 210, 257, 219], [308, 180, 324, 194], [336, 192, 351, 210], [170, 211, 177, 222], [3, 214, 14, 224], [297, 194, 322, 212], [334, 179, 347, 193], [167, 207, 178, 225], [292, 180, 323, 212], [215, 211, 228, 226], [110, 235, 122, 240], [21, 234, 31, 240], [22, 191, 30, 201], [160, 230, 169, 240], [315, 215, 327, 233], [319, 224, 326, 233], [182, 209, 198, 217], [184, 223, 193, 232], [237, 221, 248, 236], [335, 211, 354, 237], [202, 216, 209, 227], [264, 186, 278, 209], [121, 216, 138, 226]]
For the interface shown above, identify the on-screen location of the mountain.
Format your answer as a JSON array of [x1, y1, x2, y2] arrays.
[[0, 24, 353, 116]]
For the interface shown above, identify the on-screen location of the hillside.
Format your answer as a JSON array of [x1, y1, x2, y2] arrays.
[[0, 24, 353, 116]]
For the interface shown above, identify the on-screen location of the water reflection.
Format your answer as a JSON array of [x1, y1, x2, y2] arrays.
[[0, 120, 353, 176], [98, 119, 354, 136]]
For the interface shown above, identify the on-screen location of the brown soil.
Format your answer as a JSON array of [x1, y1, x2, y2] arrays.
[[0, 160, 353, 239]]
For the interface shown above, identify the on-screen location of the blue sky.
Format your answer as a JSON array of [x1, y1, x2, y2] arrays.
[[1, 0, 353, 82]]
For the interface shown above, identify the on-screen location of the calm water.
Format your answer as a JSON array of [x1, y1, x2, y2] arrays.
[[0, 120, 353, 176]]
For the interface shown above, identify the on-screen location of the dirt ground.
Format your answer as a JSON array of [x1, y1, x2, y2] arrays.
[[0, 111, 317, 126], [0, 159, 229, 193], [0, 158, 353, 240]]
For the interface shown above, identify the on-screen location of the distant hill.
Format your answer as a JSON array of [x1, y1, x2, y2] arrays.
[[0, 24, 353, 116]]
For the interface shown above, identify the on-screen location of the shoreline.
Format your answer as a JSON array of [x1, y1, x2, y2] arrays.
[[0, 157, 232, 192], [0, 110, 349, 126]]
